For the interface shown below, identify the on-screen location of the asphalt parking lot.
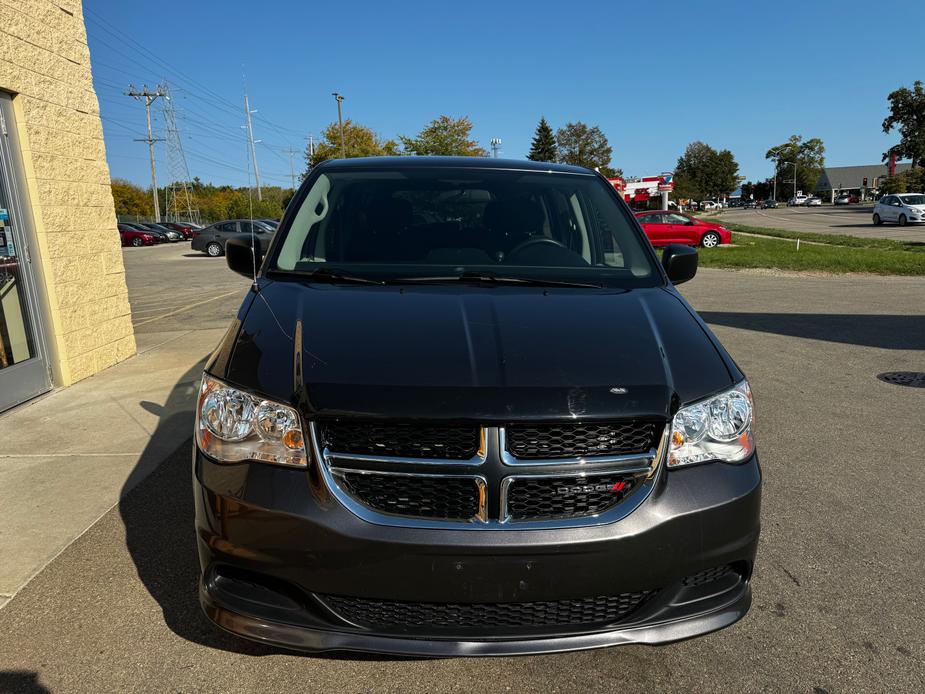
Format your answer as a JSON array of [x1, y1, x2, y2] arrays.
[[718, 204, 925, 243], [0, 243, 923, 692]]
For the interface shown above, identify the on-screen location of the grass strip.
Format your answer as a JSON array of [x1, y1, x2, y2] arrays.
[[720, 221, 925, 253], [697, 233, 925, 275]]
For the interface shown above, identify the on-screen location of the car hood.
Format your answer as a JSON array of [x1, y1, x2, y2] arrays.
[[213, 281, 739, 422]]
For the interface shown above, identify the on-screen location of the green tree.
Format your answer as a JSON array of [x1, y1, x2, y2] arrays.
[[110, 179, 151, 218], [765, 135, 825, 197], [307, 119, 399, 169], [879, 168, 924, 195], [882, 80, 925, 169], [527, 117, 557, 163], [674, 141, 740, 201], [555, 122, 615, 174], [399, 115, 487, 157]]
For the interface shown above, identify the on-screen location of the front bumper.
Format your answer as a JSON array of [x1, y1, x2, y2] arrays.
[[193, 450, 761, 656]]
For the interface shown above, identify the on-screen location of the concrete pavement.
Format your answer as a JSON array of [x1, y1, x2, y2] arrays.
[[718, 205, 925, 243], [0, 245, 923, 692]]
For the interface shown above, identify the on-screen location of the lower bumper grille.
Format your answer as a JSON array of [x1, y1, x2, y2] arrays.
[[336, 471, 483, 521], [320, 590, 657, 633], [504, 472, 640, 522]]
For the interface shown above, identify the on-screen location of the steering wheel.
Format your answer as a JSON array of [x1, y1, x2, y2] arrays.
[[506, 237, 568, 258]]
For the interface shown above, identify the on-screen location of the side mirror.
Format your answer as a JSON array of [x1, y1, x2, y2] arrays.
[[226, 235, 264, 278], [662, 244, 698, 285]]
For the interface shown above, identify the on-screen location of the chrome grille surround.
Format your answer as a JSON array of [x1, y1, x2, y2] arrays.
[[312, 422, 667, 530]]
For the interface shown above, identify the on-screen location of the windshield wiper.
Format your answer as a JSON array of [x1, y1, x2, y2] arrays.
[[270, 267, 384, 285], [392, 271, 604, 289]]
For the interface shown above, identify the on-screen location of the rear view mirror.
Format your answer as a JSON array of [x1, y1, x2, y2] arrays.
[[226, 235, 264, 279], [661, 244, 698, 285]]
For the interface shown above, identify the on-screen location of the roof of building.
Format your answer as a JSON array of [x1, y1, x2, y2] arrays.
[[815, 163, 912, 191]]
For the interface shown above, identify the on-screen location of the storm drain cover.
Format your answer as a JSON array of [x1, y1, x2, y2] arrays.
[[877, 372, 925, 388]]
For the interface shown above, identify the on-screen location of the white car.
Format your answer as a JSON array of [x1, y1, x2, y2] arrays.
[[873, 193, 925, 226], [787, 195, 808, 206], [804, 197, 822, 206], [699, 200, 720, 210]]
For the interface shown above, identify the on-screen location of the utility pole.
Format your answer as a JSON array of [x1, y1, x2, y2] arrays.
[[243, 93, 262, 200], [126, 84, 166, 221], [768, 146, 783, 201], [332, 93, 345, 159], [490, 138, 502, 158], [286, 146, 298, 188]]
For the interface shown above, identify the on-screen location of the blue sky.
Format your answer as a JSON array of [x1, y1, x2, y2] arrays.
[[87, 0, 924, 189]]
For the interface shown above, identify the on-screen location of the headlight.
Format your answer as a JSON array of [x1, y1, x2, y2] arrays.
[[195, 374, 307, 467], [668, 381, 754, 468]]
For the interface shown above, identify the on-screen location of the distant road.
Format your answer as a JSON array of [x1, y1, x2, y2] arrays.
[[717, 205, 925, 242]]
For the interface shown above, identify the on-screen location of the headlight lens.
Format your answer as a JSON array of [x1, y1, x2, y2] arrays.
[[668, 381, 754, 468], [196, 374, 307, 467]]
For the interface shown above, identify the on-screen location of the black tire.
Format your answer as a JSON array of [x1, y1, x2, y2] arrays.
[[898, 214, 907, 227], [131, 237, 144, 247], [206, 242, 223, 257], [873, 214, 881, 226], [701, 231, 722, 248]]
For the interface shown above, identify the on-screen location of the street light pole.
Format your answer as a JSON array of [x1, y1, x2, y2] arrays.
[[332, 92, 345, 159]]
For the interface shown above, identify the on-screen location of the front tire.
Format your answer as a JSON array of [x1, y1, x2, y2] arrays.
[[873, 214, 882, 225], [206, 242, 223, 257], [898, 214, 907, 226], [131, 237, 144, 247], [701, 231, 722, 248]]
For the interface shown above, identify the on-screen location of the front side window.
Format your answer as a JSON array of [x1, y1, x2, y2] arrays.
[[272, 168, 659, 287]]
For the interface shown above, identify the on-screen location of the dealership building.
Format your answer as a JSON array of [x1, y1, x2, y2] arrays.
[[814, 163, 912, 200], [0, 1, 135, 411]]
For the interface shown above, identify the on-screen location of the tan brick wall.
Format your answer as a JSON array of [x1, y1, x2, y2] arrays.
[[1, 0, 135, 386]]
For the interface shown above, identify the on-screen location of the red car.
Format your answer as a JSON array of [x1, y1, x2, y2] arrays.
[[117, 223, 157, 247], [634, 210, 731, 248]]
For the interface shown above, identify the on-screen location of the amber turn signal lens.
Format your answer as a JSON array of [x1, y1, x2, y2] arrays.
[[283, 429, 304, 450]]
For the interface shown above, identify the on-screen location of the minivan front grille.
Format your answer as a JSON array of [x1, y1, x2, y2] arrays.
[[317, 420, 663, 528], [319, 421, 480, 459], [504, 420, 658, 459], [320, 589, 656, 634], [504, 472, 640, 522], [336, 471, 483, 521]]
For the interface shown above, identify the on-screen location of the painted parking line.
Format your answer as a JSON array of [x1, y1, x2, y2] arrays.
[[133, 289, 244, 327]]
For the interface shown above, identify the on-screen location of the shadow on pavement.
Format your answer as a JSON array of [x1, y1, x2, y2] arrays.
[[700, 312, 925, 350], [0, 671, 50, 694], [118, 359, 280, 656], [118, 360, 404, 661]]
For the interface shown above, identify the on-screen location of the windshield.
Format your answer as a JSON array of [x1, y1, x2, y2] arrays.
[[899, 194, 925, 206], [271, 167, 658, 287]]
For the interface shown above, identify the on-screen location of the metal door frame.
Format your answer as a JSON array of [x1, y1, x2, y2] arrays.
[[0, 92, 52, 411]]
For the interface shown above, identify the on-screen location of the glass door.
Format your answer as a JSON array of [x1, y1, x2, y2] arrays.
[[0, 92, 51, 411]]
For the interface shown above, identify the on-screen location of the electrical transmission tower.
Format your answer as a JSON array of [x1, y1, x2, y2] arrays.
[[160, 83, 200, 225], [126, 84, 165, 221]]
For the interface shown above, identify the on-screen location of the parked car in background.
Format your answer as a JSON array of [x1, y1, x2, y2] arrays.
[[191, 219, 277, 256], [787, 195, 808, 206], [195, 156, 760, 656], [804, 197, 822, 207], [119, 222, 166, 243], [117, 224, 157, 247], [834, 194, 858, 206], [259, 218, 280, 229], [137, 223, 182, 242], [635, 210, 731, 248], [873, 193, 925, 226], [742, 200, 757, 209], [160, 221, 196, 239], [699, 201, 720, 211], [760, 199, 778, 209]]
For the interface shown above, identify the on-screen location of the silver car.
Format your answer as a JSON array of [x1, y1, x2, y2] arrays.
[[873, 193, 925, 226]]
